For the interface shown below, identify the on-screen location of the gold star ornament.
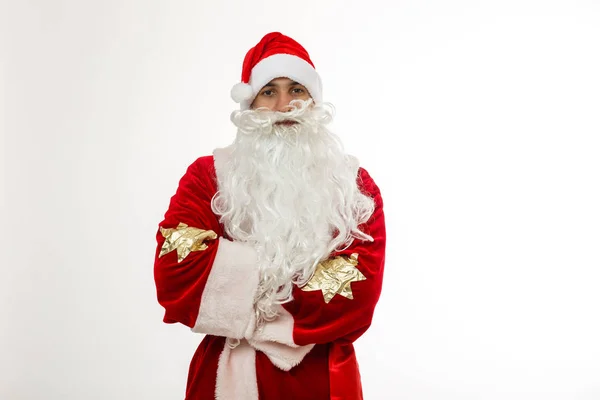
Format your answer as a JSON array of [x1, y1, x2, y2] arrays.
[[159, 222, 218, 263], [301, 253, 366, 303]]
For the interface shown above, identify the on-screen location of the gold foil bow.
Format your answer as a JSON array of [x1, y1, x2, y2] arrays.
[[159, 222, 217, 263], [301, 253, 365, 303]]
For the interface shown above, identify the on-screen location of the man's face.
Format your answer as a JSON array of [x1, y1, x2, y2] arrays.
[[250, 77, 312, 112]]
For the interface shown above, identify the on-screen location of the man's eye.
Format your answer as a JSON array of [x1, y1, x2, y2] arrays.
[[292, 88, 305, 94], [262, 90, 274, 96]]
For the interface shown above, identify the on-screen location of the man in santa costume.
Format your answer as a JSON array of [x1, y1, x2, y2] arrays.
[[154, 32, 386, 399]]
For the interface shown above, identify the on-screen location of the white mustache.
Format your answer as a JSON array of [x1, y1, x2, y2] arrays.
[[230, 99, 335, 136]]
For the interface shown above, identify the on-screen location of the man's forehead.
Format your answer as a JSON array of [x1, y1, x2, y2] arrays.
[[263, 77, 303, 87]]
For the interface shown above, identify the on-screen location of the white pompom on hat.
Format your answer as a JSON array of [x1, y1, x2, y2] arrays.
[[231, 32, 323, 110]]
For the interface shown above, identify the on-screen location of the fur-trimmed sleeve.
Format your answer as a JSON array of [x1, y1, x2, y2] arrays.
[[154, 156, 259, 339]]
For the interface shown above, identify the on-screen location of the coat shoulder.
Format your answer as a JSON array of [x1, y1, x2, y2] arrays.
[[182, 155, 218, 194], [357, 167, 382, 204], [190, 155, 216, 172]]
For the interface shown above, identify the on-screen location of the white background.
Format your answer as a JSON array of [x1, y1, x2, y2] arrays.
[[2, 0, 600, 399]]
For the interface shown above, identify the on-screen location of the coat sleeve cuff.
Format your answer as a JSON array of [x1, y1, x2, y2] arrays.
[[248, 305, 314, 371], [192, 237, 259, 338]]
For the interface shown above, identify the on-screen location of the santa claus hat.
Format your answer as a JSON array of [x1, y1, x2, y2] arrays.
[[231, 32, 323, 110]]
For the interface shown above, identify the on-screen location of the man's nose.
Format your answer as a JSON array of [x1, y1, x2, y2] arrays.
[[275, 92, 293, 112]]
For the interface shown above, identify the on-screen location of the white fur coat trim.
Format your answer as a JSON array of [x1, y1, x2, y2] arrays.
[[216, 339, 259, 400], [213, 146, 232, 177], [191, 237, 259, 338], [249, 305, 314, 371], [215, 333, 313, 399], [214, 306, 315, 398]]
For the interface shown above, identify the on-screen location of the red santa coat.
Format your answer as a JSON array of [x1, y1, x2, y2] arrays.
[[154, 149, 386, 400]]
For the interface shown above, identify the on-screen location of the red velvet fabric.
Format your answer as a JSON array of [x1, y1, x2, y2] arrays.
[[154, 156, 386, 399], [328, 343, 363, 400], [185, 335, 224, 398], [256, 342, 331, 400]]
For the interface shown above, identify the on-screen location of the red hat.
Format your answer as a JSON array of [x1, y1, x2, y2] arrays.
[[231, 32, 323, 110]]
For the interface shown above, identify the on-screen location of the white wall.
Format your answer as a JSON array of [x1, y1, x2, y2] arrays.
[[3, 1, 600, 399]]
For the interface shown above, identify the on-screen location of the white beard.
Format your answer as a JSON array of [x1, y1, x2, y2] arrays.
[[211, 99, 375, 324]]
